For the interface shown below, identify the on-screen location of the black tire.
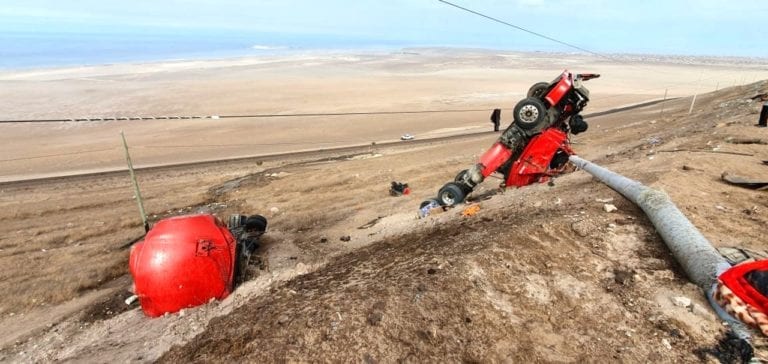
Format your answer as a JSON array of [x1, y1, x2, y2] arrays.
[[245, 214, 268, 233], [527, 82, 549, 98], [513, 97, 547, 131], [438, 183, 467, 206], [549, 150, 570, 169]]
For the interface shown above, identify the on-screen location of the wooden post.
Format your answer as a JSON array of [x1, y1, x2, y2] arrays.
[[660, 89, 668, 119], [688, 94, 697, 115], [121, 131, 149, 233], [688, 76, 702, 115]]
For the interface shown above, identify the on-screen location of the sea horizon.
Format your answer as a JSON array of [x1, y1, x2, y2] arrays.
[[3, 30, 767, 71]]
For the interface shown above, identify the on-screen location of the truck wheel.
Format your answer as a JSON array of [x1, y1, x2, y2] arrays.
[[438, 183, 467, 206], [245, 215, 268, 233], [513, 97, 547, 131], [527, 82, 549, 98]]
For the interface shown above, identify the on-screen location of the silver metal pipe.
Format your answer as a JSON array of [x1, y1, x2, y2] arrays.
[[569, 155, 752, 339]]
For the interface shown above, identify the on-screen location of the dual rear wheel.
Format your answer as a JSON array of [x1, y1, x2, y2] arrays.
[[437, 182, 467, 206]]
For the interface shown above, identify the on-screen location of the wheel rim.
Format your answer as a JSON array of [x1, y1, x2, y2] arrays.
[[518, 104, 539, 124], [441, 191, 456, 205]]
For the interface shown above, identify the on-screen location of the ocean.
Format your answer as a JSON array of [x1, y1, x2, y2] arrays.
[[0, 31, 409, 70]]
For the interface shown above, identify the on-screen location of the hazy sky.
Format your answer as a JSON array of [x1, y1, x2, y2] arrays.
[[1, 0, 766, 57]]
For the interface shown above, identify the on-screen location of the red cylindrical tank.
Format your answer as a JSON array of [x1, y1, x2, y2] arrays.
[[479, 142, 514, 177], [129, 214, 236, 317]]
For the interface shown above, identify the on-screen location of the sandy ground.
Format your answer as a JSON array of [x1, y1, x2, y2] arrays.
[[0, 49, 767, 362], [1, 48, 765, 181]]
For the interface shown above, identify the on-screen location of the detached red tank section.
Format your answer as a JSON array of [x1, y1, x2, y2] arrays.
[[479, 142, 514, 177], [506, 128, 572, 187], [129, 214, 236, 317]]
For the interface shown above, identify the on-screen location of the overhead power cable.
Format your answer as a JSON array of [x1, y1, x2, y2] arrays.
[[437, 0, 606, 59]]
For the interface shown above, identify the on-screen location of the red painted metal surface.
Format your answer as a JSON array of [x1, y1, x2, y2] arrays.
[[479, 142, 514, 177], [505, 128, 570, 187], [129, 214, 236, 317], [544, 70, 572, 106]]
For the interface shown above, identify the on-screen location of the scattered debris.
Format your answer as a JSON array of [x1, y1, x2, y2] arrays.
[[672, 296, 692, 308], [340, 236, 351, 242], [662, 338, 672, 350], [647, 136, 663, 146], [596, 197, 614, 203], [603, 204, 618, 213], [124, 295, 138, 306], [389, 181, 411, 196], [694, 331, 754, 363], [742, 206, 759, 216], [721, 172, 768, 190], [461, 204, 481, 217], [681, 165, 699, 171], [418, 199, 443, 218]]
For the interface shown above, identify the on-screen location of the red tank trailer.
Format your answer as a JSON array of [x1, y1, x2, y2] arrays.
[[129, 213, 266, 317]]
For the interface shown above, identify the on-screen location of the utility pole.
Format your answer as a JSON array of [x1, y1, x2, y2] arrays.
[[121, 131, 149, 233]]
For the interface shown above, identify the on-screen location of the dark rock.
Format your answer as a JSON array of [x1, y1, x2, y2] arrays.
[[416, 283, 427, 293], [613, 268, 635, 286], [367, 311, 383, 326], [363, 353, 378, 364]]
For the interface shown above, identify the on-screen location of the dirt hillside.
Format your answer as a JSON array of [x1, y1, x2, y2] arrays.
[[156, 82, 768, 363]]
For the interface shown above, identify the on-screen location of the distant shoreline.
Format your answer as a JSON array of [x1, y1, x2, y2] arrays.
[[2, 46, 767, 75]]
